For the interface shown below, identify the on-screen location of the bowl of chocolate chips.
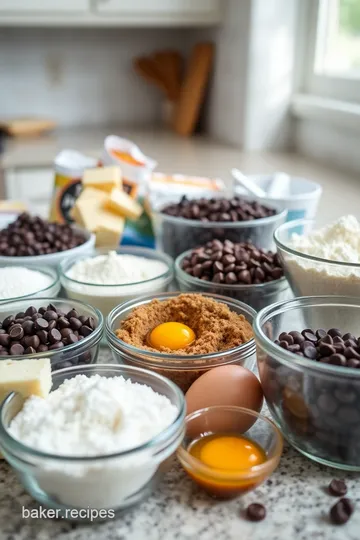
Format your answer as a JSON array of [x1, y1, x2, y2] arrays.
[[0, 213, 95, 268], [254, 295, 360, 471], [152, 196, 287, 258], [0, 298, 103, 370], [175, 240, 289, 311]]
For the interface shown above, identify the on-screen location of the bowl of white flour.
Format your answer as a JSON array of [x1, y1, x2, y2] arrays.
[[274, 216, 360, 298], [0, 265, 60, 303], [0, 364, 185, 515], [60, 247, 174, 317]]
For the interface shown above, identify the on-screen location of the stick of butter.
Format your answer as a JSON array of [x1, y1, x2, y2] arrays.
[[104, 188, 142, 220], [74, 190, 109, 232], [82, 166, 122, 193], [96, 222, 124, 249], [0, 358, 52, 459]]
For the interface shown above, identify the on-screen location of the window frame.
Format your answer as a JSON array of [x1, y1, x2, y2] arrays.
[[301, 0, 360, 103]]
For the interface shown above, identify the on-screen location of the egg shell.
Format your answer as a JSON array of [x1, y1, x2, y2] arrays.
[[186, 364, 263, 415]]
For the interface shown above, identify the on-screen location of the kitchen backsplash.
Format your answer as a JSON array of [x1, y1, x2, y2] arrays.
[[0, 27, 194, 127]]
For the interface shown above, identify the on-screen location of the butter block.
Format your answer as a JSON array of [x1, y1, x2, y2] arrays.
[[0, 359, 52, 404], [82, 166, 122, 193], [0, 358, 52, 458], [95, 222, 124, 249], [74, 190, 109, 232], [104, 188, 142, 220]]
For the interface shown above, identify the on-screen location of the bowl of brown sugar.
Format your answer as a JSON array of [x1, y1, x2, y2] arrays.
[[105, 292, 256, 392]]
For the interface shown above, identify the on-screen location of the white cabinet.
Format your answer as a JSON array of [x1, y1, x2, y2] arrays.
[[5, 167, 53, 219], [0, 0, 221, 26], [96, 0, 221, 18], [0, 0, 89, 12]]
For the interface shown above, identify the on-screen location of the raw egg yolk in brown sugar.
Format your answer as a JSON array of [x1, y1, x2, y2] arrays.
[[148, 322, 195, 351]]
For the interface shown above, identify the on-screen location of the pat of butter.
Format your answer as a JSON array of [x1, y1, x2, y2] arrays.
[[0, 358, 52, 459], [0, 358, 52, 403], [74, 190, 109, 232], [104, 188, 142, 220], [95, 222, 124, 249], [82, 166, 122, 193]]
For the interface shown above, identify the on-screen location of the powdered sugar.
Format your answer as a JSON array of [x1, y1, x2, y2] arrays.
[[0, 266, 54, 300]]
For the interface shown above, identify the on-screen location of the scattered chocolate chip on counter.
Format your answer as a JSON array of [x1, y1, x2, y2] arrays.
[[245, 503, 266, 522], [162, 196, 276, 223], [182, 239, 283, 285], [0, 304, 96, 359], [0, 213, 86, 257], [275, 328, 360, 367], [329, 479, 348, 497], [330, 498, 354, 525]]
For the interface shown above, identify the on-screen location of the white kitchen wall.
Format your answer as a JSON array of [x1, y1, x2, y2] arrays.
[[0, 27, 192, 127]]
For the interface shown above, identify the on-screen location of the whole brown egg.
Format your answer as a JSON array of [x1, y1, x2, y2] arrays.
[[185, 365, 263, 416]]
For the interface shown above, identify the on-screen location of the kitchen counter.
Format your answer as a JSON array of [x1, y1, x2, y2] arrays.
[[1, 125, 360, 225], [1, 349, 360, 540]]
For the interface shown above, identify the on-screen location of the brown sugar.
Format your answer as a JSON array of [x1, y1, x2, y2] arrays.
[[115, 293, 253, 355]]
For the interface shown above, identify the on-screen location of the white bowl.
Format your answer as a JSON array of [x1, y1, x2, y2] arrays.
[[234, 174, 322, 222], [0, 226, 95, 268]]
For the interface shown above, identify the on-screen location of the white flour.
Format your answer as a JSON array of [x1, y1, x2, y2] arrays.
[[68, 251, 168, 285], [9, 374, 179, 508], [0, 266, 53, 300], [286, 216, 360, 297], [63, 251, 171, 316]]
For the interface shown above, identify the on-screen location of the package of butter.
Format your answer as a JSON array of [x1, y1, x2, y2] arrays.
[[149, 172, 226, 208], [102, 135, 157, 248], [49, 150, 98, 223]]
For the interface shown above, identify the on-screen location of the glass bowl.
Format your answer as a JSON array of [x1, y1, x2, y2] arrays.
[[59, 246, 174, 318], [0, 297, 103, 370], [0, 225, 95, 268], [274, 219, 360, 297], [152, 198, 287, 258], [175, 250, 289, 311], [0, 265, 60, 304], [254, 295, 360, 471], [106, 292, 256, 392], [177, 406, 283, 499], [0, 364, 186, 516]]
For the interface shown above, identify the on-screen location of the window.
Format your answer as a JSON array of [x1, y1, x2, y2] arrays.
[[302, 0, 360, 103]]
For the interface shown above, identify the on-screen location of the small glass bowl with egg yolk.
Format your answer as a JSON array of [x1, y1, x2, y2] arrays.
[[177, 405, 283, 499]]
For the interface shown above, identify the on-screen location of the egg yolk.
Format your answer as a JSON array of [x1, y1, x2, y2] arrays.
[[190, 434, 266, 471], [148, 322, 195, 351]]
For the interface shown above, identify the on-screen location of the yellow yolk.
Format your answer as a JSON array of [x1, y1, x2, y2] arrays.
[[148, 322, 195, 351], [190, 434, 266, 471]]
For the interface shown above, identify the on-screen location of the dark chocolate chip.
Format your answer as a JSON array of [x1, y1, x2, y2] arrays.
[[330, 498, 354, 525], [245, 503, 266, 522]]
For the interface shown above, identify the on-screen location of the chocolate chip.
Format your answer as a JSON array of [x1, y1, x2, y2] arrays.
[[329, 479, 348, 497], [328, 328, 342, 338], [44, 310, 58, 322], [9, 324, 24, 340], [10, 343, 24, 355], [49, 341, 64, 350], [49, 328, 62, 344], [36, 330, 48, 344], [34, 318, 49, 331], [37, 344, 48, 352], [80, 325, 93, 337], [0, 334, 10, 347], [330, 498, 354, 525], [24, 346, 36, 355], [245, 503, 266, 522], [57, 317, 70, 329], [25, 306, 37, 317], [22, 320, 34, 335]]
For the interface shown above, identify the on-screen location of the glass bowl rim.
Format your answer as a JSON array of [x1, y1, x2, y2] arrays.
[[274, 218, 360, 268], [106, 291, 257, 362], [0, 296, 103, 360], [177, 405, 283, 479], [0, 265, 60, 303], [59, 246, 174, 288], [175, 250, 288, 291], [154, 207, 288, 229], [254, 295, 360, 376], [0, 363, 186, 462]]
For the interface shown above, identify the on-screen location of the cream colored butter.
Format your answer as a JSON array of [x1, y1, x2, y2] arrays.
[[82, 166, 122, 193], [104, 188, 142, 220]]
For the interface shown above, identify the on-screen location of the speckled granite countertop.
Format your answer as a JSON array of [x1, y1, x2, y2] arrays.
[[0, 349, 359, 540]]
